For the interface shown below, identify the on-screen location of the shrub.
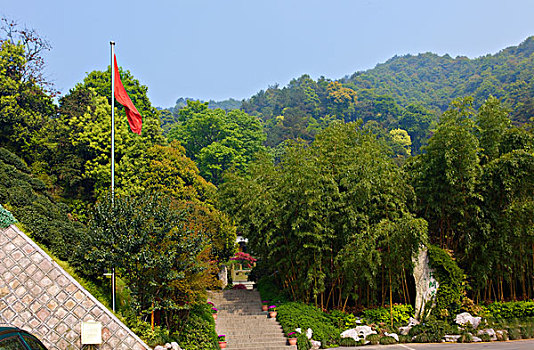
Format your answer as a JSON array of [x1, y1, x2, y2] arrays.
[[409, 318, 457, 343], [484, 300, 534, 320], [276, 302, 341, 347], [177, 304, 218, 350], [479, 333, 491, 342], [339, 337, 358, 346], [398, 334, 411, 343], [297, 332, 311, 350], [366, 334, 381, 345], [427, 246, 465, 321], [328, 310, 359, 330], [507, 328, 521, 340], [457, 332, 472, 343], [520, 326, 534, 339], [361, 304, 413, 328], [379, 336, 397, 345]]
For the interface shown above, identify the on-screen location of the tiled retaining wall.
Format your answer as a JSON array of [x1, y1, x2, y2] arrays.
[[0, 225, 150, 350]]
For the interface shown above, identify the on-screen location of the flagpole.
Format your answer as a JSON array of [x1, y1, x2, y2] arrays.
[[110, 40, 116, 313]]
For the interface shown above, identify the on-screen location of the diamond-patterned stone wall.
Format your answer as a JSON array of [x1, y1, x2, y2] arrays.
[[0, 225, 150, 350]]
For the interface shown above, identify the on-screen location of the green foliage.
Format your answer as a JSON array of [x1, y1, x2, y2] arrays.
[[176, 303, 218, 350], [297, 332, 311, 350], [457, 331, 473, 343], [0, 148, 88, 261], [507, 327, 521, 340], [276, 302, 341, 347], [339, 337, 358, 346], [221, 122, 427, 307], [379, 335, 397, 345], [361, 304, 413, 328], [409, 318, 458, 343], [427, 246, 465, 321], [398, 335, 411, 343], [484, 301, 534, 320], [365, 334, 380, 345], [80, 192, 220, 331], [328, 310, 359, 330], [168, 100, 266, 185], [520, 326, 534, 339]]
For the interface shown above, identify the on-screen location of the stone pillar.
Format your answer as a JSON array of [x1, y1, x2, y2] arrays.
[[218, 265, 228, 289], [413, 248, 439, 320]]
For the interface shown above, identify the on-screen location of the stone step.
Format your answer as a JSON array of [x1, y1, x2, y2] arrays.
[[226, 339, 291, 347], [216, 326, 284, 334], [228, 346, 296, 350]]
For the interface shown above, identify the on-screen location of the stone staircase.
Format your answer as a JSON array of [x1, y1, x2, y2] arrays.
[[208, 289, 297, 350]]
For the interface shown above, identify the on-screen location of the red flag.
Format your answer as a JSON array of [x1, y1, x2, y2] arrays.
[[113, 55, 142, 135]]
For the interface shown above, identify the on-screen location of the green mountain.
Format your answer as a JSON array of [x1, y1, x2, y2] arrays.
[[342, 36, 534, 122]]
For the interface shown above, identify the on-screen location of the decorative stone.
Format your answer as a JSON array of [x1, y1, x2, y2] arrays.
[[478, 328, 497, 341], [306, 328, 313, 339], [171, 342, 181, 350], [351, 326, 377, 339], [164, 343, 172, 348], [295, 328, 302, 333], [413, 249, 439, 319], [384, 332, 399, 342], [154, 346, 165, 350], [218, 265, 228, 289], [310, 340, 321, 349], [399, 317, 420, 335], [455, 312, 481, 329], [340, 329, 360, 342], [472, 336, 482, 342]]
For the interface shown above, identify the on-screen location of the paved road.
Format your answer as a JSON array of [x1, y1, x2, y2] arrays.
[[336, 339, 534, 350]]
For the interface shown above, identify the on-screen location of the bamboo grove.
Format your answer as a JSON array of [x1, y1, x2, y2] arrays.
[[220, 96, 534, 309]]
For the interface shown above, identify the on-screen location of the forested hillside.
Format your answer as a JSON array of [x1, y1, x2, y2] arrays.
[[206, 36, 534, 153]]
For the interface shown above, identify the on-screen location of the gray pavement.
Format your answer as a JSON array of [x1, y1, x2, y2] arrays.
[[336, 339, 534, 350]]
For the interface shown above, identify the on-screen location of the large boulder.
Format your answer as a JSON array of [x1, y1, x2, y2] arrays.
[[399, 317, 420, 335], [310, 340, 321, 349], [413, 249, 439, 319], [340, 329, 360, 342], [455, 312, 481, 329]]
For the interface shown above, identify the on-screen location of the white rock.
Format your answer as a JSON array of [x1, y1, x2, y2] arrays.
[[455, 312, 481, 329], [478, 328, 497, 341], [164, 343, 172, 349], [398, 326, 411, 335], [407, 317, 420, 326], [295, 328, 302, 333], [340, 329, 360, 342], [384, 332, 399, 342], [355, 326, 377, 339], [443, 335, 461, 342], [171, 342, 181, 350], [472, 336, 482, 342], [310, 340, 321, 349], [154, 346, 165, 350], [413, 249, 439, 319], [306, 328, 313, 339]]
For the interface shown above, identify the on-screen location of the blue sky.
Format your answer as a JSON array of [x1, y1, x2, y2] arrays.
[[2, 0, 534, 107]]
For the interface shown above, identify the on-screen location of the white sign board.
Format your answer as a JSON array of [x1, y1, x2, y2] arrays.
[[81, 320, 102, 345]]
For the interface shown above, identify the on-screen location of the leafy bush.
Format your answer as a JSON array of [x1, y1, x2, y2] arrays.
[[276, 302, 341, 347], [398, 334, 411, 343], [328, 310, 359, 330], [380, 335, 397, 345], [339, 337, 358, 346], [484, 300, 534, 320], [361, 304, 413, 328], [297, 332, 311, 350], [427, 246, 465, 321], [409, 318, 458, 343], [507, 328, 521, 340], [366, 334, 380, 345], [457, 331, 472, 343], [520, 326, 534, 339], [176, 304, 218, 350]]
